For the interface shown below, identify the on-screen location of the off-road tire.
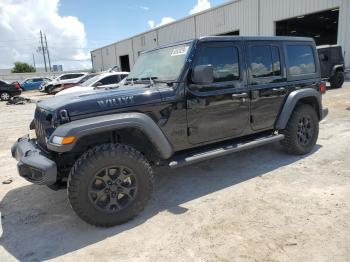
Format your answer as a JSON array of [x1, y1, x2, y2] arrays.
[[280, 104, 319, 155], [68, 143, 154, 227], [330, 71, 344, 89], [0, 91, 11, 101]]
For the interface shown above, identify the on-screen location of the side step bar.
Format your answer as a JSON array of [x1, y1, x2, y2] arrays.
[[169, 134, 285, 168]]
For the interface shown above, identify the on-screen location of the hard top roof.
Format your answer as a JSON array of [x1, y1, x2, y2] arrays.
[[142, 36, 315, 54], [198, 35, 315, 42]]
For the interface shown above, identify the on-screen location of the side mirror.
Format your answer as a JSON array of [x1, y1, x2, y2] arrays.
[[191, 64, 214, 85]]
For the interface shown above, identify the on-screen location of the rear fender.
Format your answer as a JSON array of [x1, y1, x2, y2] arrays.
[[275, 88, 322, 130]]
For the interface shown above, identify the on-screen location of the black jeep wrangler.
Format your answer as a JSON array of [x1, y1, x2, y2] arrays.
[[317, 45, 346, 89], [12, 36, 328, 227]]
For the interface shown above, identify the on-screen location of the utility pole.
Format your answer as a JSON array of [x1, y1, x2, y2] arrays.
[[32, 53, 36, 69], [40, 30, 47, 72], [44, 33, 52, 72]]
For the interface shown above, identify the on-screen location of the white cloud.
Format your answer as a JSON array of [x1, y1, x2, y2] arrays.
[[140, 6, 149, 10], [190, 0, 211, 15], [147, 0, 212, 29], [148, 17, 175, 29], [0, 0, 91, 70]]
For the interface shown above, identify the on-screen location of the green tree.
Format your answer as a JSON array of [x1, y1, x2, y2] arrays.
[[11, 62, 36, 73]]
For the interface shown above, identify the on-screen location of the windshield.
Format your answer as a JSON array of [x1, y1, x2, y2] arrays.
[[80, 75, 102, 87], [127, 43, 191, 81]]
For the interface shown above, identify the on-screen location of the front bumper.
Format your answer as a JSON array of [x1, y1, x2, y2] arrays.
[[321, 107, 329, 120], [11, 136, 57, 185]]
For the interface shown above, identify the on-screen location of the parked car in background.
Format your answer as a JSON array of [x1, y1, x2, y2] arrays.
[[0, 80, 21, 101], [317, 45, 346, 88], [49, 73, 100, 94], [20, 77, 51, 91], [55, 72, 128, 96], [40, 73, 88, 93]]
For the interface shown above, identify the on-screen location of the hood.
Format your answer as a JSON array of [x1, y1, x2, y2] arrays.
[[37, 84, 163, 117]]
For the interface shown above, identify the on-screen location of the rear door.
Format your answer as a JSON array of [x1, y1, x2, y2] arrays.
[[247, 42, 288, 131], [186, 41, 250, 144]]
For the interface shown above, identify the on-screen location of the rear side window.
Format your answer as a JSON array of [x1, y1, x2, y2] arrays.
[[250, 45, 281, 78], [195, 46, 240, 82], [287, 45, 316, 75]]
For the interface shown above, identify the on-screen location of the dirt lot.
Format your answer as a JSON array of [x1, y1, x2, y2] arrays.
[[0, 85, 350, 262]]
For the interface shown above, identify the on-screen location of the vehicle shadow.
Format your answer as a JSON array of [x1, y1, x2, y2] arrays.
[[0, 143, 321, 261]]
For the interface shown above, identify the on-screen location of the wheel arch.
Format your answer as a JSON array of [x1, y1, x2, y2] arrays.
[[332, 65, 344, 76], [47, 112, 174, 160], [275, 88, 322, 130]]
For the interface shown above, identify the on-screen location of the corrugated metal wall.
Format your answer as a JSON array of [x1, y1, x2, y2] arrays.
[[158, 17, 196, 45], [195, 0, 258, 36], [91, 0, 350, 71], [132, 30, 158, 61]]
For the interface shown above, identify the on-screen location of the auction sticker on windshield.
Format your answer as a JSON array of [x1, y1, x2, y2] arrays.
[[171, 46, 189, 56]]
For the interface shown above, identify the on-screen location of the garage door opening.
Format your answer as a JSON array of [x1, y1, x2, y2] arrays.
[[119, 55, 130, 72], [218, 30, 240, 36], [276, 8, 339, 46]]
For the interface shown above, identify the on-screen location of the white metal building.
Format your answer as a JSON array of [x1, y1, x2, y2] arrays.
[[91, 0, 350, 72]]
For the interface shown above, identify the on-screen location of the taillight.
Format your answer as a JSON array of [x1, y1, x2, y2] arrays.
[[319, 82, 326, 94], [15, 82, 21, 89]]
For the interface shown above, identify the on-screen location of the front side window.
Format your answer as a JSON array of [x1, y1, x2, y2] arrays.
[[287, 45, 316, 75], [195, 46, 240, 82]]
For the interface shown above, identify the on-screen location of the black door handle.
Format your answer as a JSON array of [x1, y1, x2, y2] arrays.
[[232, 93, 248, 99]]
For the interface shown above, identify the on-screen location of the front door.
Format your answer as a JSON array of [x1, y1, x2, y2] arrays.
[[247, 42, 288, 130], [186, 42, 250, 144]]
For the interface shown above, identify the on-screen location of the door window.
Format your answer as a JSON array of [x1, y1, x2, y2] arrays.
[[287, 45, 316, 75], [195, 46, 240, 83], [271, 47, 281, 76], [250, 46, 272, 78]]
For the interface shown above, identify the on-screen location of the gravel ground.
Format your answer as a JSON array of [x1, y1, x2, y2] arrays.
[[0, 85, 350, 262]]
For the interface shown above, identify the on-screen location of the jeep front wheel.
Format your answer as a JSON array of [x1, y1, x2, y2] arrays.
[[280, 104, 319, 155], [68, 143, 154, 227]]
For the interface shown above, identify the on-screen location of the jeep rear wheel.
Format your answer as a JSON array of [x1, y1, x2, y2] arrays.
[[280, 104, 319, 155], [330, 71, 344, 89], [68, 143, 154, 227]]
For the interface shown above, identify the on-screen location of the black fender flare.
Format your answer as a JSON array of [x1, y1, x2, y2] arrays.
[[46, 112, 174, 159], [275, 88, 322, 130], [331, 65, 344, 76]]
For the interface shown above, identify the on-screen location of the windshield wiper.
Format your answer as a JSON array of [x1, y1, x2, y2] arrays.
[[140, 77, 183, 87]]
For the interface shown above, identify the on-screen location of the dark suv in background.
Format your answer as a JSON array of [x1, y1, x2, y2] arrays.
[[12, 36, 328, 227], [317, 45, 346, 88]]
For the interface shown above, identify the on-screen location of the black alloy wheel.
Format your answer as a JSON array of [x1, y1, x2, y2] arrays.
[[88, 166, 138, 213]]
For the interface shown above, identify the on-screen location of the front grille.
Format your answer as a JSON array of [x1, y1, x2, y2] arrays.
[[34, 107, 51, 148]]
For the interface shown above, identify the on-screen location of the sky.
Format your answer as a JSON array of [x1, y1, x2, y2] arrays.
[[0, 0, 228, 70]]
